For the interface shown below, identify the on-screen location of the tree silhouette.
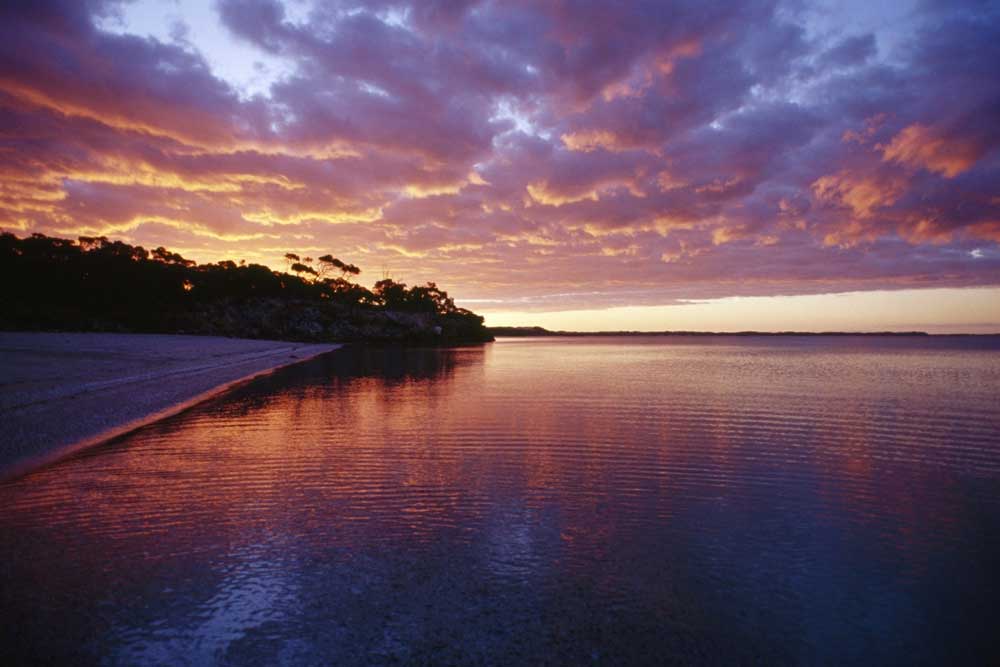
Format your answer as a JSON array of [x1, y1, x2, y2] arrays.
[[0, 232, 492, 343], [152, 246, 195, 267], [318, 254, 361, 279], [290, 262, 318, 279]]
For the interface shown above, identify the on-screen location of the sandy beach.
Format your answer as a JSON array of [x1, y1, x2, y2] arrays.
[[0, 332, 340, 479]]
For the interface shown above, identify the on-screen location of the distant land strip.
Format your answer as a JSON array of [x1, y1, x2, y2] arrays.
[[486, 326, 1000, 337]]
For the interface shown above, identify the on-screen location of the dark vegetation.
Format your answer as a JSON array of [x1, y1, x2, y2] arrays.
[[0, 232, 492, 344]]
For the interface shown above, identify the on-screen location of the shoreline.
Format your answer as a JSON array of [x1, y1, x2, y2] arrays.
[[0, 332, 341, 480]]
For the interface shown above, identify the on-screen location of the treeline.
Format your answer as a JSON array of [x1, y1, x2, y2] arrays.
[[0, 232, 492, 344]]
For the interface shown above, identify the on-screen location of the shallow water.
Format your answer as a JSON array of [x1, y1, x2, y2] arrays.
[[2, 336, 999, 665]]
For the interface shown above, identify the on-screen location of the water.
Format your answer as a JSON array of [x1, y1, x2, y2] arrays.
[[2, 336, 998, 665]]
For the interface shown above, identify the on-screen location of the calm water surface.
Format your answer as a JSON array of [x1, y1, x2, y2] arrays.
[[2, 336, 999, 665]]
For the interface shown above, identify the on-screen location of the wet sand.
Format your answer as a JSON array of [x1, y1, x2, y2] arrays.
[[0, 332, 340, 479]]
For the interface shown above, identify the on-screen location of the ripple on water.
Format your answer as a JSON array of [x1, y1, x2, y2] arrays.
[[1, 337, 999, 664]]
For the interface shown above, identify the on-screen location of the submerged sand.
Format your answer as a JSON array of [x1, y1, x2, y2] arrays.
[[0, 332, 340, 479]]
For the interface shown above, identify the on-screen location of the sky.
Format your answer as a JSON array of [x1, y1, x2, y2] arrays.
[[1, 0, 999, 332]]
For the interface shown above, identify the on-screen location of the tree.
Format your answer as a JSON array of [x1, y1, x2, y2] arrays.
[[411, 282, 456, 314], [373, 278, 409, 309], [371, 279, 457, 314], [152, 246, 195, 267], [0, 231, 491, 342], [290, 262, 318, 279], [318, 254, 361, 280]]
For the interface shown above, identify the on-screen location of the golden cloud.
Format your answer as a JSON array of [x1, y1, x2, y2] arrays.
[[561, 130, 625, 153], [526, 182, 599, 206], [880, 123, 980, 178], [812, 170, 905, 218]]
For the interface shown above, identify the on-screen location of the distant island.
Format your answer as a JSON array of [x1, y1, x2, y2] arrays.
[[488, 326, 935, 337], [0, 232, 492, 344]]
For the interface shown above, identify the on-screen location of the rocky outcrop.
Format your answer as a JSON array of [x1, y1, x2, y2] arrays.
[[163, 298, 492, 344]]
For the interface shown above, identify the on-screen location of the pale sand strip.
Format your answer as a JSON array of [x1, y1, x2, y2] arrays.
[[0, 332, 341, 479]]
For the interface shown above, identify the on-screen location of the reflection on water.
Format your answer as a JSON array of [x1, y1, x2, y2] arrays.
[[1, 337, 999, 665]]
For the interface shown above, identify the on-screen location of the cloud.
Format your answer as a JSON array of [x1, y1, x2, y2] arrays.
[[812, 170, 906, 220], [0, 0, 997, 312], [817, 34, 877, 70], [880, 123, 982, 178]]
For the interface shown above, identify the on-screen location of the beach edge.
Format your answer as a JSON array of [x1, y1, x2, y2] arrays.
[[1, 335, 342, 481]]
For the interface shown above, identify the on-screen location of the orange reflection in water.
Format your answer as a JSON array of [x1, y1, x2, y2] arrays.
[[1, 338, 998, 663]]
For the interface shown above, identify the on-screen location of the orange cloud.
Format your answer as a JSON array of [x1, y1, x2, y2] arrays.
[[64, 160, 303, 193], [812, 170, 906, 218], [0, 78, 233, 151], [242, 206, 384, 226], [841, 113, 888, 145], [526, 182, 599, 206], [820, 220, 879, 248], [656, 171, 688, 191], [0, 79, 361, 161], [561, 130, 625, 153], [600, 71, 653, 102], [880, 123, 981, 178], [599, 39, 700, 102], [897, 218, 954, 244], [711, 226, 742, 245], [50, 214, 276, 242], [653, 39, 702, 75], [966, 221, 1000, 242], [3, 0, 1000, 315], [695, 177, 742, 195]]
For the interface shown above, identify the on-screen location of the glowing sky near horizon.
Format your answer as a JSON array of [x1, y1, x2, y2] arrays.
[[1, 0, 999, 331]]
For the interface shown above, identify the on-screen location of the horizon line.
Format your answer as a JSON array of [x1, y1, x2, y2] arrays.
[[487, 326, 1000, 337]]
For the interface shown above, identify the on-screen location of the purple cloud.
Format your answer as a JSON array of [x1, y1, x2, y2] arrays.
[[0, 0, 997, 312]]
